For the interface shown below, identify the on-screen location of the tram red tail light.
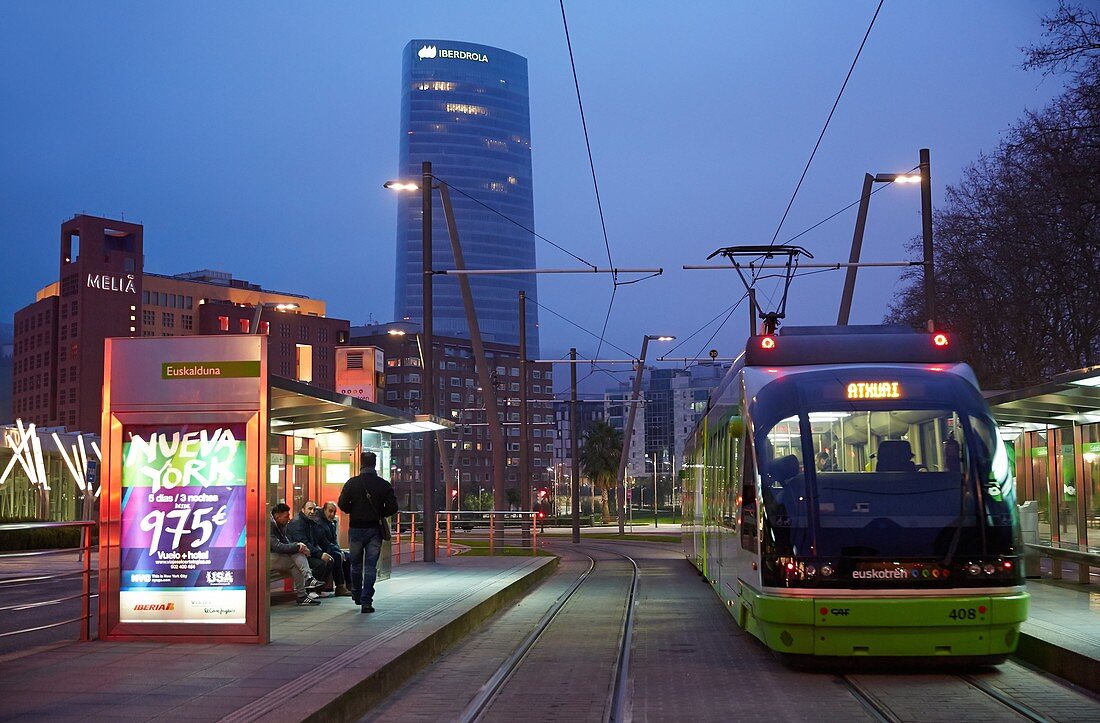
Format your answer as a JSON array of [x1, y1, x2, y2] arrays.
[[760, 336, 776, 350], [932, 333, 949, 347]]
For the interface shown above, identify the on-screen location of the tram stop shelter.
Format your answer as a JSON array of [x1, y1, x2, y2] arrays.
[[96, 335, 449, 644], [987, 365, 1100, 582]]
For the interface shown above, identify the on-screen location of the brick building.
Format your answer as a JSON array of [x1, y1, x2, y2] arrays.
[[350, 321, 553, 510], [11, 215, 348, 432]]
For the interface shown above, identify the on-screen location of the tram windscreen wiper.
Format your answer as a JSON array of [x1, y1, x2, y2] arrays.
[[942, 473, 970, 566]]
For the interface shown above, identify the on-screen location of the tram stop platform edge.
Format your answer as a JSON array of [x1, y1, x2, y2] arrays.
[[1016, 567, 1100, 695], [0, 554, 557, 723]]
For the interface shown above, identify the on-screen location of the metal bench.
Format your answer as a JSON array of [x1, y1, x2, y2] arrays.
[[1025, 542, 1100, 583]]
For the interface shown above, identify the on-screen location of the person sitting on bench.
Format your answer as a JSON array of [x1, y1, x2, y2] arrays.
[[270, 503, 324, 606]]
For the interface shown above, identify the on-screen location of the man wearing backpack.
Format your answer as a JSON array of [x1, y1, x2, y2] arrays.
[[338, 451, 398, 613]]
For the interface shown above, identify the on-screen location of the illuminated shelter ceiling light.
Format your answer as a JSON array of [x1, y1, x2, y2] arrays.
[[1069, 375, 1100, 388]]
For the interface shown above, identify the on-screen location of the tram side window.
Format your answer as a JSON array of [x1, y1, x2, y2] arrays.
[[740, 440, 758, 551]]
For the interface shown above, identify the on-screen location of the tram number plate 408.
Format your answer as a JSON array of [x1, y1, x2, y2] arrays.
[[947, 606, 986, 621]]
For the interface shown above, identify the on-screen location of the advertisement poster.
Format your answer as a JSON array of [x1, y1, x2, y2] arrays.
[[119, 423, 247, 624]]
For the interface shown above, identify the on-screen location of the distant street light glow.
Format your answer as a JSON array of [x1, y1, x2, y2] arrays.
[[383, 181, 419, 191]]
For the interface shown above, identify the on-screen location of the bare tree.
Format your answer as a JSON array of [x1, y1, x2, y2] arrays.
[[888, 7, 1100, 388]]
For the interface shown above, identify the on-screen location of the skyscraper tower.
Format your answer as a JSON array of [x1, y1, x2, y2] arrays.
[[394, 39, 539, 353]]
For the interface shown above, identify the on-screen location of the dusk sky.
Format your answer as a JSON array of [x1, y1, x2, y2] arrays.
[[0, 2, 1067, 389]]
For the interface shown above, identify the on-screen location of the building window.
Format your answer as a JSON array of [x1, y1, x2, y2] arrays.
[[162, 313, 174, 328], [296, 344, 313, 383], [239, 318, 250, 333], [280, 324, 290, 338], [182, 314, 193, 330], [143, 310, 154, 326], [445, 102, 487, 116], [218, 316, 230, 332], [318, 327, 328, 343], [298, 326, 309, 340]]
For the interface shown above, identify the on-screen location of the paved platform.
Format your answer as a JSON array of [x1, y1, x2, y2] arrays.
[[0, 554, 556, 722], [1018, 561, 1100, 694]]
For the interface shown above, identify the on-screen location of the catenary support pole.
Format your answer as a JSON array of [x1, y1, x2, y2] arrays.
[[837, 173, 874, 325], [570, 347, 580, 544], [920, 148, 936, 331], [616, 337, 650, 535], [519, 291, 530, 516], [421, 160, 436, 562], [437, 182, 508, 510]]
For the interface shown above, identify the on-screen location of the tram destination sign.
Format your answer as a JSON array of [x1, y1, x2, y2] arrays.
[[846, 381, 902, 400]]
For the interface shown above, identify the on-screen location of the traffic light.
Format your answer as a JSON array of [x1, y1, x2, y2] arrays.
[[537, 488, 548, 502]]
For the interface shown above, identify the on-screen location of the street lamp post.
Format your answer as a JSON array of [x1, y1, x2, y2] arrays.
[[837, 150, 934, 329], [249, 302, 299, 334], [615, 334, 674, 535], [651, 453, 658, 529]]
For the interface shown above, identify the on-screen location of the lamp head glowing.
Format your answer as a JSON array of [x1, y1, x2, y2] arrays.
[[384, 181, 420, 191], [649, 335, 676, 342], [387, 329, 407, 336]]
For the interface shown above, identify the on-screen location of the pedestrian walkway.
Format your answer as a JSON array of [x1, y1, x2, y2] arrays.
[[0, 555, 556, 722], [1019, 562, 1100, 694]]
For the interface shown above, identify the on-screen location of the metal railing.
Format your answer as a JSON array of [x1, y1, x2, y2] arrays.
[[393, 511, 423, 564], [437, 511, 540, 558], [0, 520, 97, 642]]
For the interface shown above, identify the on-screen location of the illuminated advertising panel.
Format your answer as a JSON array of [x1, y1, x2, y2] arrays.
[[119, 423, 247, 624], [101, 335, 267, 643]]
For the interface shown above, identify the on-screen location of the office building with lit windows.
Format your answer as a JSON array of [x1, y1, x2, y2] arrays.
[[394, 39, 539, 353], [11, 215, 349, 432], [350, 321, 553, 510]]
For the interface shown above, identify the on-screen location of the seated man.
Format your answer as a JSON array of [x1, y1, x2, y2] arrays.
[[270, 503, 324, 606], [315, 502, 352, 597], [287, 501, 334, 595]]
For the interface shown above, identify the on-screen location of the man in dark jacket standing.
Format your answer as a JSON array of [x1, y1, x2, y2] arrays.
[[338, 451, 398, 613], [287, 501, 333, 593]]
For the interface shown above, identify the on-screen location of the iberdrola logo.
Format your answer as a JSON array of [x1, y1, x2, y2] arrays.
[[418, 45, 437, 60]]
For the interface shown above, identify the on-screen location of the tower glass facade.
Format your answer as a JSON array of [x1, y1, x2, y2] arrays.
[[395, 39, 539, 353]]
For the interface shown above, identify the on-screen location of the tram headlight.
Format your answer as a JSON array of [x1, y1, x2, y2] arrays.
[[967, 563, 982, 576], [820, 564, 835, 577], [982, 563, 995, 575], [805, 564, 816, 577]]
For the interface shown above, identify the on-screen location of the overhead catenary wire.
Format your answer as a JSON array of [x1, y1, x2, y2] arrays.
[[753, 0, 886, 311], [766, 0, 886, 249], [560, 0, 620, 363], [530, 298, 635, 358], [436, 178, 597, 269], [780, 164, 920, 246]]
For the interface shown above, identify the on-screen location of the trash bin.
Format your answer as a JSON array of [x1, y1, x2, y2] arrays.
[[1018, 501, 1040, 578]]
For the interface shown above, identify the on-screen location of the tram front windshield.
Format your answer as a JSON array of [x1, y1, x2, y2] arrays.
[[754, 372, 1017, 559]]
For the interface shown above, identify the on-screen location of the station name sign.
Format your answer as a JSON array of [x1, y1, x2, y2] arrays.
[[846, 381, 901, 400], [87, 273, 136, 294], [417, 44, 489, 63], [162, 361, 261, 379]]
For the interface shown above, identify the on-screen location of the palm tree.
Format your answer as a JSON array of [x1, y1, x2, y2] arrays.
[[579, 421, 623, 523]]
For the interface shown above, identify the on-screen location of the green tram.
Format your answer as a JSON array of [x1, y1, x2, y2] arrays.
[[682, 325, 1027, 663]]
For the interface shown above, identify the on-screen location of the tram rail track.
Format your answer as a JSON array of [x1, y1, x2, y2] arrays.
[[841, 670, 1054, 722], [457, 544, 640, 723]]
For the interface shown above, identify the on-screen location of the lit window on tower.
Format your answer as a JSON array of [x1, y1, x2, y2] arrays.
[[445, 103, 488, 116], [416, 81, 455, 91]]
